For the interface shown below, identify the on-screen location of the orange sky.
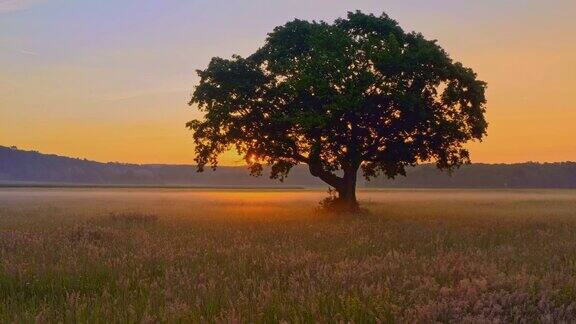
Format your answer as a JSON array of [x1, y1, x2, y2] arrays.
[[1, 0, 575, 164]]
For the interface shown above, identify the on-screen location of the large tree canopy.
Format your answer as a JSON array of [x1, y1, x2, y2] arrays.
[[188, 11, 487, 210]]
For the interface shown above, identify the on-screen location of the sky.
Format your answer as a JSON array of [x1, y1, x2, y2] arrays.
[[1, 0, 575, 165]]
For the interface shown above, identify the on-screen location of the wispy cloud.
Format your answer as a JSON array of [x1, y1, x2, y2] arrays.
[[0, 0, 47, 13], [17, 49, 38, 56], [0, 44, 39, 56]]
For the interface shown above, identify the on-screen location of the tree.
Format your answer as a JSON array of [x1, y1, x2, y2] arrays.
[[187, 11, 487, 211]]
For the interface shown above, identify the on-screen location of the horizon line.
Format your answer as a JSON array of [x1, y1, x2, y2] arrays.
[[3, 144, 575, 167]]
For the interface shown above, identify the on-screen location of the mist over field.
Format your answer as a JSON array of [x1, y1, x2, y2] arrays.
[[1, 188, 576, 322]]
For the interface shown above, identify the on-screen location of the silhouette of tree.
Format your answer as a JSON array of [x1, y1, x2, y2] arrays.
[[188, 11, 487, 211]]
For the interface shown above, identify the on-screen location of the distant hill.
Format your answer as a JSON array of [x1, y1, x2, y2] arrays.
[[1, 145, 575, 188], [368, 163, 576, 189], [0, 146, 322, 187]]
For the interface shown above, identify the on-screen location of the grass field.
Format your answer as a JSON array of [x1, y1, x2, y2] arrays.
[[1, 188, 576, 322]]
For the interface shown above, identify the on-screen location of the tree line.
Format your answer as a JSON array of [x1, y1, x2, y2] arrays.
[[2, 146, 575, 188]]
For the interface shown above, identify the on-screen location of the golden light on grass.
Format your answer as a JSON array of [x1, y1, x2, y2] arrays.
[[1, 188, 576, 322]]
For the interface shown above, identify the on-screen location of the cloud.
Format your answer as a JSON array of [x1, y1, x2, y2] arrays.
[[17, 49, 38, 56], [0, 0, 47, 13], [0, 44, 39, 56]]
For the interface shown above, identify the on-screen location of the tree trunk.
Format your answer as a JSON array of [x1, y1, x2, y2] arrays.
[[308, 160, 360, 212], [334, 167, 359, 212]]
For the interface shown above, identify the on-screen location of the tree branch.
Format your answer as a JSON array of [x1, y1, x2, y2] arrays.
[[308, 162, 343, 188]]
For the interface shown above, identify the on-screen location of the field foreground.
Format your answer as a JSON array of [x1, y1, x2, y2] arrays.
[[1, 188, 576, 322]]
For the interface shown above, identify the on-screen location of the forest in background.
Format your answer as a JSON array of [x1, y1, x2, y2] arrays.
[[1, 145, 575, 188]]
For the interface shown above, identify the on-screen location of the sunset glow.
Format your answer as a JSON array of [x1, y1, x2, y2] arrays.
[[1, 0, 575, 164]]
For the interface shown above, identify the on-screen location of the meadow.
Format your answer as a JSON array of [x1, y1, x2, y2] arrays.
[[1, 188, 576, 322]]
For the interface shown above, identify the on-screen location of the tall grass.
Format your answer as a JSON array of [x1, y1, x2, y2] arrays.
[[0, 189, 575, 322]]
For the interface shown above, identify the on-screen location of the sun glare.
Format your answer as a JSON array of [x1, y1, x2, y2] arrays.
[[247, 155, 258, 164]]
